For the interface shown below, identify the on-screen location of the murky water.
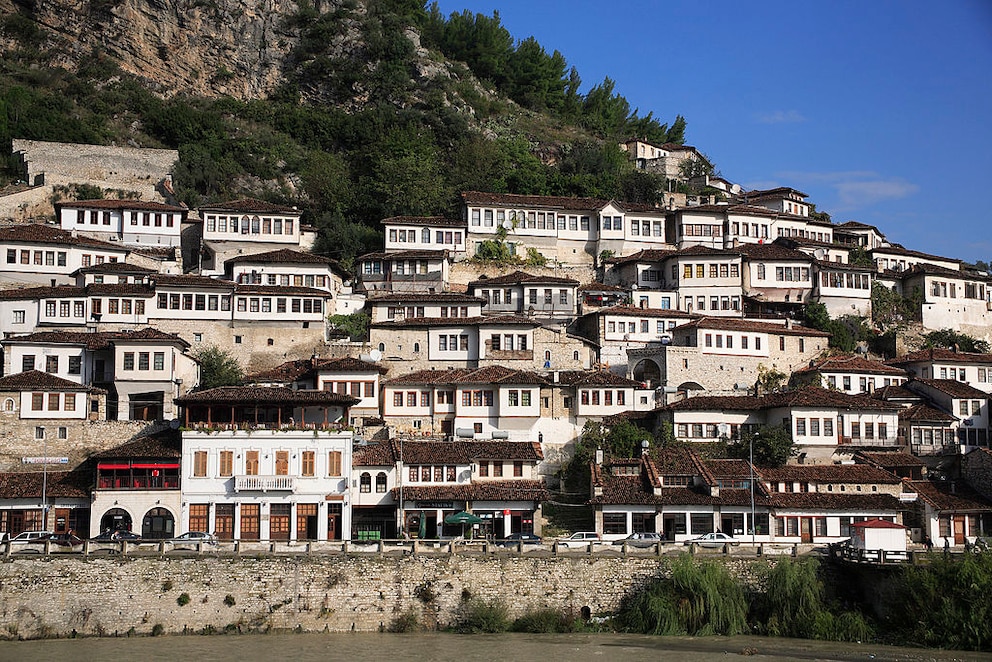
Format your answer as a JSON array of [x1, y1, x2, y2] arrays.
[[0, 632, 984, 662]]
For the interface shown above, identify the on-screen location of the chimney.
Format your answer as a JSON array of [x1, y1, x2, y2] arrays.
[[953, 344, 959, 353]]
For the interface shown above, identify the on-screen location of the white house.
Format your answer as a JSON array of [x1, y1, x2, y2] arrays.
[[55, 199, 187, 247]]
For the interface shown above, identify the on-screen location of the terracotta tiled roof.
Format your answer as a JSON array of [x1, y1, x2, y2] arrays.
[[247, 356, 387, 383], [894, 263, 991, 282], [372, 315, 540, 329], [2, 328, 188, 350], [678, 317, 831, 337], [853, 518, 905, 529], [871, 384, 920, 402], [93, 431, 182, 459], [461, 190, 608, 212], [175, 386, 359, 407], [757, 464, 902, 484], [793, 354, 907, 376], [0, 224, 128, 250], [129, 246, 178, 260], [908, 480, 992, 512], [768, 493, 902, 511], [611, 249, 676, 265], [152, 274, 234, 289], [908, 378, 990, 399], [55, 199, 186, 212], [662, 394, 766, 412], [898, 403, 957, 423], [198, 198, 299, 214], [383, 368, 474, 386], [381, 215, 462, 227], [855, 451, 925, 468], [468, 271, 579, 287], [0, 470, 90, 499], [836, 221, 880, 232], [888, 348, 992, 366], [394, 479, 547, 502], [75, 262, 155, 275], [397, 441, 543, 464], [870, 244, 960, 264], [87, 283, 155, 296], [354, 442, 397, 467], [233, 284, 332, 297], [759, 387, 902, 412], [225, 249, 340, 266], [0, 285, 86, 301], [598, 305, 698, 319], [737, 243, 814, 261], [556, 370, 641, 387], [453, 365, 548, 385], [744, 186, 809, 200], [610, 200, 665, 214], [369, 292, 484, 304], [0, 370, 91, 391], [358, 249, 450, 260]]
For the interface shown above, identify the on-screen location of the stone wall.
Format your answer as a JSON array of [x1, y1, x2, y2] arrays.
[[0, 419, 164, 472], [448, 262, 598, 289], [0, 554, 773, 638]]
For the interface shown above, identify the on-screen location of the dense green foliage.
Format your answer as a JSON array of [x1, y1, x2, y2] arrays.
[[0, 0, 689, 266], [615, 555, 748, 636], [922, 329, 990, 354], [454, 598, 510, 633], [559, 421, 654, 491], [195, 346, 245, 390], [726, 425, 794, 468], [510, 608, 581, 633], [891, 551, 992, 650], [327, 311, 371, 341]]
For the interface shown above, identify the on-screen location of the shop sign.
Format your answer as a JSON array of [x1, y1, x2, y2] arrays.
[[416, 500, 454, 509]]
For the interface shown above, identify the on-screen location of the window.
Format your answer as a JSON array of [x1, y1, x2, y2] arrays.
[[245, 451, 259, 475], [275, 451, 289, 476], [35, 426, 45, 440], [193, 451, 207, 477], [22, 355, 35, 372], [328, 451, 342, 476], [219, 451, 233, 477], [603, 513, 627, 535], [46, 393, 59, 411], [32, 393, 44, 411], [375, 472, 387, 493], [45, 356, 58, 373], [360, 472, 372, 493], [64, 394, 75, 411], [138, 352, 149, 370]]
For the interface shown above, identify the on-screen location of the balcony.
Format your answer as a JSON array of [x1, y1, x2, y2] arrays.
[[234, 475, 296, 492]]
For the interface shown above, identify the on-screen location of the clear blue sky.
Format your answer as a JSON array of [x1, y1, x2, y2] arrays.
[[433, 0, 992, 265]]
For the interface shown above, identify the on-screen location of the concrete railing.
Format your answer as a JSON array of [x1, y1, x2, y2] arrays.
[[234, 475, 295, 492]]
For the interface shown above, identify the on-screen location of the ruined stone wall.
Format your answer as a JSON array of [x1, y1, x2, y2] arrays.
[[0, 554, 773, 638]]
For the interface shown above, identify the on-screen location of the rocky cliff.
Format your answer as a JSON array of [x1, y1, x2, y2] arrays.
[[3, 0, 316, 99]]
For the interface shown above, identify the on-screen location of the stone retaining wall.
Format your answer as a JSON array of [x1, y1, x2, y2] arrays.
[[0, 554, 773, 638]]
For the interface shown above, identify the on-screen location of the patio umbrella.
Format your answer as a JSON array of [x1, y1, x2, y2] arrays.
[[444, 511, 483, 539]]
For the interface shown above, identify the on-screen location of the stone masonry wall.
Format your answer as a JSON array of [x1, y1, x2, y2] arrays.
[[0, 419, 164, 472], [0, 554, 773, 638]]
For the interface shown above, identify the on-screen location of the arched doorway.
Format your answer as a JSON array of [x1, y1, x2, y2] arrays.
[[142, 507, 175, 540], [100, 508, 133, 534], [632, 359, 661, 386]]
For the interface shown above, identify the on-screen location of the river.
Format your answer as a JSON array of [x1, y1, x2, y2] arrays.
[[0, 632, 985, 662]]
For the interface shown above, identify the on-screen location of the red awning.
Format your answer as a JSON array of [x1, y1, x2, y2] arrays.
[[132, 463, 180, 469], [97, 463, 131, 470]]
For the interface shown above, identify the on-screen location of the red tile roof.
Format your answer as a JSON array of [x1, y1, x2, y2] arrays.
[[225, 249, 341, 266], [908, 480, 992, 512], [381, 215, 462, 227], [468, 271, 579, 287], [0, 224, 128, 250], [898, 403, 957, 423], [888, 347, 992, 366], [2, 328, 188, 350], [556, 370, 642, 387], [0, 470, 90, 499], [678, 317, 831, 337], [793, 354, 906, 376], [909, 378, 990, 399], [757, 464, 902, 484], [0, 370, 92, 391], [396, 440, 543, 464], [198, 198, 299, 214], [93, 431, 182, 459], [175, 386, 359, 407], [55, 199, 186, 212], [461, 191, 608, 212]]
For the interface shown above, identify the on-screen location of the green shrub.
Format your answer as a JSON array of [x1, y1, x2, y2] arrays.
[[455, 598, 509, 633], [177, 592, 191, 607], [388, 611, 422, 632], [511, 608, 577, 633], [151, 623, 165, 636], [224, 595, 236, 607], [161, 580, 173, 592]]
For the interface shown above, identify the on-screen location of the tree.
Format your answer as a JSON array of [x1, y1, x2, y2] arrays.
[[847, 245, 873, 268], [923, 329, 991, 354], [727, 425, 794, 467], [195, 346, 244, 390], [756, 364, 787, 394], [328, 311, 370, 342]]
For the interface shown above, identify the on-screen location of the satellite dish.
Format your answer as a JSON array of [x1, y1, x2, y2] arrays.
[[813, 248, 827, 260], [369, 349, 383, 362], [501, 220, 514, 230]]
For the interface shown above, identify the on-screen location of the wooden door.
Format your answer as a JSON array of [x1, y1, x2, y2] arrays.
[[54, 508, 70, 533], [801, 517, 813, 543], [954, 515, 966, 545]]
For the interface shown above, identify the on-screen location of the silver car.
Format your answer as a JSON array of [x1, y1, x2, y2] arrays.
[[683, 532, 740, 548], [613, 532, 663, 548], [168, 531, 218, 547]]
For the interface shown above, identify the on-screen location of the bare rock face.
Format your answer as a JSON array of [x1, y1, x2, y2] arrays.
[[5, 0, 310, 99]]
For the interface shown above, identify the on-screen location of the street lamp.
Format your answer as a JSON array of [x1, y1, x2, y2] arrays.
[[750, 431, 757, 547]]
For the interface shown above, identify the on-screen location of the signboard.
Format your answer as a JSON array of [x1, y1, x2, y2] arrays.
[[415, 501, 455, 509], [22, 457, 69, 465]]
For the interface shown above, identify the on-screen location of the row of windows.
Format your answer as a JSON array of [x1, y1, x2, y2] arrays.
[[579, 389, 626, 406], [90, 298, 144, 317], [680, 223, 723, 237], [122, 352, 166, 371], [236, 297, 323, 314], [826, 375, 904, 391], [680, 263, 741, 279], [159, 293, 231, 311], [6, 249, 67, 267], [793, 418, 839, 437], [438, 335, 469, 352], [628, 219, 664, 237], [686, 296, 742, 313], [931, 280, 989, 300], [703, 332, 759, 350], [479, 460, 524, 477], [407, 465, 459, 482], [80, 255, 119, 267], [821, 271, 870, 290], [358, 471, 388, 492], [841, 421, 887, 439], [191, 450, 342, 477], [31, 392, 78, 412], [489, 333, 529, 351], [957, 400, 984, 416], [439, 306, 471, 318], [387, 228, 463, 245], [236, 273, 329, 288], [42, 299, 86, 318], [729, 222, 770, 238], [323, 381, 376, 398], [676, 423, 739, 439], [774, 227, 827, 242], [205, 215, 295, 236], [470, 208, 593, 232], [607, 319, 679, 334], [23, 354, 82, 375], [128, 212, 175, 228]]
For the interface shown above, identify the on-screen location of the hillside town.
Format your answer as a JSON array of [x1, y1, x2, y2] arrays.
[[0, 137, 989, 552]]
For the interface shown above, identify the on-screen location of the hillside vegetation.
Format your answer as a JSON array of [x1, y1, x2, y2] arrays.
[[0, 0, 687, 267]]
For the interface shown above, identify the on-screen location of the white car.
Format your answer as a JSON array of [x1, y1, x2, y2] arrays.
[[557, 532, 601, 548], [168, 532, 218, 547], [683, 532, 740, 548], [9, 531, 53, 545]]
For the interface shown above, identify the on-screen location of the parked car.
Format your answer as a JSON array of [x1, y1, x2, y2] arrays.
[[683, 532, 740, 548], [90, 529, 143, 543], [9, 531, 53, 545], [168, 532, 218, 547], [498, 533, 542, 547], [613, 532, 663, 548], [557, 532, 601, 548], [40, 532, 85, 548]]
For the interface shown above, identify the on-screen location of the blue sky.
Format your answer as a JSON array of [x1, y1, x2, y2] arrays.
[[433, 0, 992, 264]]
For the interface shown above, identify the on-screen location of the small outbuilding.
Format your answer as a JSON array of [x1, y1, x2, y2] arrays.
[[851, 518, 907, 553]]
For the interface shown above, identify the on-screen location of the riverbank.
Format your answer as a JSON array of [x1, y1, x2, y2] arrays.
[[0, 632, 986, 662]]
